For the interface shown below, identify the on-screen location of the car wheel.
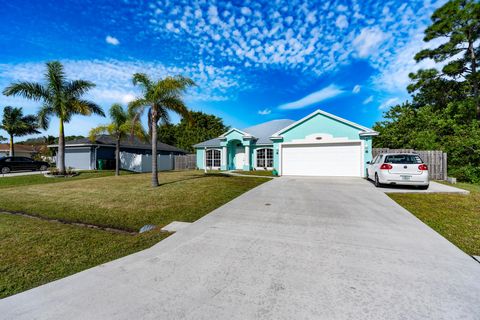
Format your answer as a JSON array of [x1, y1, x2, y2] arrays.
[[418, 184, 429, 190], [39, 165, 48, 171], [374, 173, 382, 188], [1, 167, 10, 174]]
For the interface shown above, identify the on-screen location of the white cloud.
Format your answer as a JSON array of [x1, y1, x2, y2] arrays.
[[258, 108, 271, 115], [278, 84, 344, 110], [240, 7, 252, 16], [379, 97, 400, 110], [335, 15, 349, 29], [363, 95, 374, 104], [105, 35, 120, 46], [337, 5, 348, 11], [352, 85, 361, 94], [372, 33, 443, 93], [352, 27, 386, 58]]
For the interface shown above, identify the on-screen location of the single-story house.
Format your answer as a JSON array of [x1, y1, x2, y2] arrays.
[[0, 144, 38, 158], [194, 109, 379, 177], [48, 135, 186, 172]]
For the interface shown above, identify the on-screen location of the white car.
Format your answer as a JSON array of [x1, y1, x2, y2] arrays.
[[366, 153, 429, 189]]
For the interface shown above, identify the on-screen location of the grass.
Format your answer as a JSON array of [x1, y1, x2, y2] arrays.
[[232, 170, 275, 177], [0, 170, 126, 189], [389, 182, 480, 256], [0, 170, 269, 231], [0, 170, 269, 297], [0, 214, 169, 298]]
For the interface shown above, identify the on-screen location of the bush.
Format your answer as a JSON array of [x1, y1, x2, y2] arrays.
[[449, 165, 480, 184]]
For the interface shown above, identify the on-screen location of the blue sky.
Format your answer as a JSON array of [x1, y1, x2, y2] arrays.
[[0, 0, 445, 138]]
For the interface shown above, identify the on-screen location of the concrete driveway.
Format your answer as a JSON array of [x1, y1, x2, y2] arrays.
[[0, 170, 48, 178], [1, 177, 479, 319]]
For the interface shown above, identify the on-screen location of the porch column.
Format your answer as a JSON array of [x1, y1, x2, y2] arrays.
[[221, 146, 227, 170], [244, 145, 250, 170]]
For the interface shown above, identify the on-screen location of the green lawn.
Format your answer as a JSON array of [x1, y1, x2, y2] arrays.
[[232, 170, 275, 177], [0, 170, 268, 297], [389, 182, 480, 256], [0, 171, 269, 231], [0, 170, 125, 189], [0, 214, 169, 298]]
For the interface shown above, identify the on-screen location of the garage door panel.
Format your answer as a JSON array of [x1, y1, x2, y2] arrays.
[[282, 143, 362, 177]]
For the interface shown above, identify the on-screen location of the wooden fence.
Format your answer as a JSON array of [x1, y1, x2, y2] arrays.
[[372, 148, 447, 180], [174, 154, 197, 170]]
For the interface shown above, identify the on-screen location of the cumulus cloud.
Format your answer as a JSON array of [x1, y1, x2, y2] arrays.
[[105, 35, 120, 46], [258, 108, 271, 115], [0, 59, 246, 109], [352, 85, 361, 94], [141, 0, 442, 79], [278, 84, 344, 110], [335, 15, 349, 29], [352, 27, 386, 58]]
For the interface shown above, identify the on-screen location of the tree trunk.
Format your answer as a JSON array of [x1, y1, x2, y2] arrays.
[[115, 136, 120, 176], [151, 110, 159, 187], [58, 119, 66, 174], [9, 134, 14, 157], [468, 36, 479, 120]]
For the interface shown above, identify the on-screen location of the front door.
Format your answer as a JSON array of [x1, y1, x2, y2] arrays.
[[234, 146, 245, 170]]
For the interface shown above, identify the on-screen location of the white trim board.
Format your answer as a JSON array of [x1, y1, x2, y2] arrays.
[[271, 109, 378, 138]]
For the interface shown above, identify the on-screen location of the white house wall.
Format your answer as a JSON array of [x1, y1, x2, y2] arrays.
[[120, 151, 174, 173]]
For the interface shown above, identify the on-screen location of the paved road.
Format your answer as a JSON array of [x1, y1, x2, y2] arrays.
[[1, 177, 479, 319]]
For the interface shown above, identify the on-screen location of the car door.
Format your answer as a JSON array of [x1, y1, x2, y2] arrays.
[[368, 156, 377, 178], [22, 157, 37, 170], [373, 155, 382, 176]]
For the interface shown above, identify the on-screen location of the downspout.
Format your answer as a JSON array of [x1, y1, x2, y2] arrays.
[[94, 145, 100, 170], [204, 147, 207, 173]]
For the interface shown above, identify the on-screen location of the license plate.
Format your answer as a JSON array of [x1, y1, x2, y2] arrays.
[[400, 175, 412, 180]]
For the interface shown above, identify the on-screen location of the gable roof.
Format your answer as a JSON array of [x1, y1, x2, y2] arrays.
[[194, 119, 295, 148], [242, 119, 295, 144], [271, 109, 378, 137], [48, 135, 186, 153]]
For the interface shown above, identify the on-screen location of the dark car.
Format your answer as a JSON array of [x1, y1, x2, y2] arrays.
[[0, 157, 50, 174]]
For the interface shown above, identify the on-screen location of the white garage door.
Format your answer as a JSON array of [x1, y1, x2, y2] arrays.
[[281, 142, 362, 177]]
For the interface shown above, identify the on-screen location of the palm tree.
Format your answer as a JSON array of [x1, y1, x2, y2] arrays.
[[129, 73, 194, 187], [2, 61, 104, 174], [89, 103, 146, 176], [0, 106, 40, 156]]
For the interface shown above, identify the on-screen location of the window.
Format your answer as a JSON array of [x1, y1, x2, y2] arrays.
[[256, 148, 273, 168], [384, 154, 422, 164], [206, 149, 221, 167]]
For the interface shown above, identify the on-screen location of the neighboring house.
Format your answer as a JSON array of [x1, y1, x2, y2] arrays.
[[194, 109, 379, 177], [0, 144, 38, 158], [48, 135, 186, 172]]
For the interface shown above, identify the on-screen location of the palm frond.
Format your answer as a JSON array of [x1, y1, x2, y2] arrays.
[[46, 61, 66, 96], [70, 99, 105, 117], [109, 103, 127, 127], [38, 104, 53, 130], [89, 125, 112, 142], [65, 80, 95, 98], [2, 82, 49, 101], [132, 73, 152, 92]]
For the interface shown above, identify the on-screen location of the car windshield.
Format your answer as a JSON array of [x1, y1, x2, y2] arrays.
[[384, 154, 423, 164]]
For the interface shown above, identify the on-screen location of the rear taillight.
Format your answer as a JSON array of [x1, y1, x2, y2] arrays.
[[380, 163, 393, 170], [418, 164, 428, 171]]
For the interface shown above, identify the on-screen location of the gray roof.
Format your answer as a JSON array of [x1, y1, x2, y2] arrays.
[[50, 135, 186, 153], [194, 119, 295, 148]]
